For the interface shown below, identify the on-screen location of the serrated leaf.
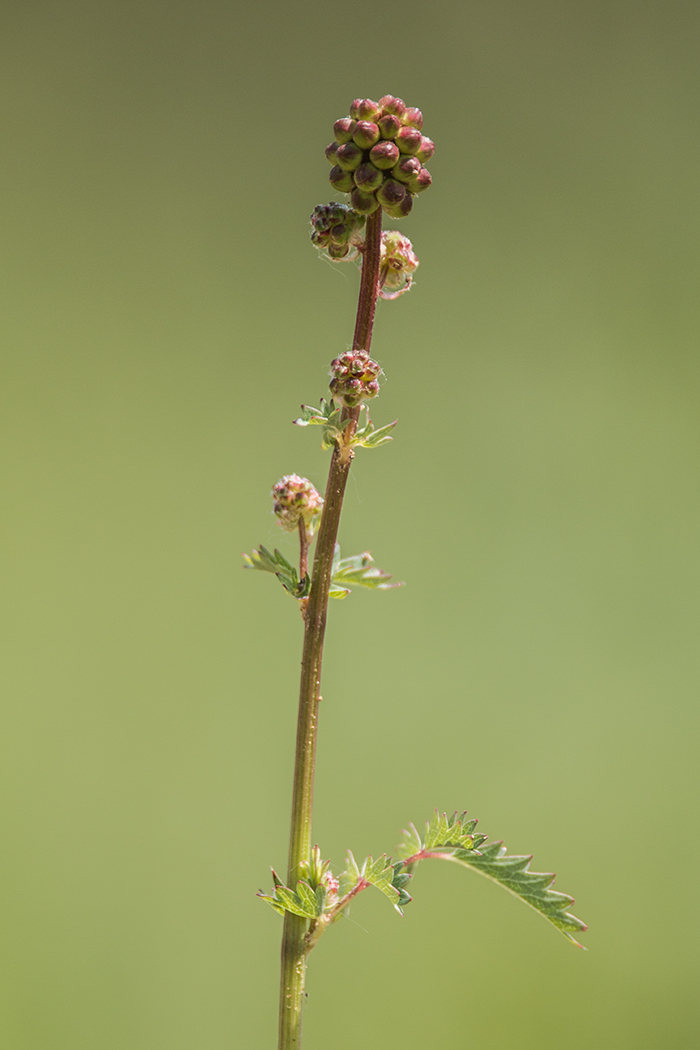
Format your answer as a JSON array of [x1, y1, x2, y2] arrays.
[[257, 876, 321, 920], [331, 551, 403, 592], [355, 419, 398, 448], [396, 812, 587, 947], [242, 545, 308, 598]]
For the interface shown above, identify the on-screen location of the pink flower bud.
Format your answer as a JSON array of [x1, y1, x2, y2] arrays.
[[377, 113, 401, 140], [272, 475, 323, 533], [335, 142, 364, 172], [352, 120, 381, 150], [376, 179, 406, 209], [350, 187, 380, 214], [369, 140, 400, 170], [402, 106, 423, 130], [416, 136, 435, 162], [381, 194, 414, 220], [333, 117, 357, 144], [325, 141, 339, 164], [391, 155, 421, 183], [350, 98, 382, 121], [378, 95, 407, 121], [395, 126, 422, 155], [407, 167, 432, 193]]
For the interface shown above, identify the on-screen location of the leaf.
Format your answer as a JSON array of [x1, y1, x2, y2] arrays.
[[242, 545, 309, 598], [330, 549, 403, 593], [257, 872, 323, 920], [339, 851, 405, 913], [293, 399, 344, 449], [354, 419, 398, 449], [396, 811, 587, 947]]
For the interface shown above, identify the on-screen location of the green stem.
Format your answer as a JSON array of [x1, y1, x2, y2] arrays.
[[277, 207, 383, 1050]]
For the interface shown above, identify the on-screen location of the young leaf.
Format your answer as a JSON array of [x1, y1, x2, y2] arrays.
[[330, 549, 403, 594], [353, 418, 398, 449], [242, 545, 309, 598], [396, 812, 587, 947], [339, 851, 404, 913], [257, 872, 322, 920]]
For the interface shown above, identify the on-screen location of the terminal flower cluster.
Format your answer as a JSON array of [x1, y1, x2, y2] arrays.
[[325, 95, 434, 220]]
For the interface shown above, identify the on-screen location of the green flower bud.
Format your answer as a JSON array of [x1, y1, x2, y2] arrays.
[[376, 179, 406, 208], [329, 350, 382, 407], [378, 95, 407, 120], [353, 161, 383, 193], [350, 187, 380, 214], [369, 140, 400, 169], [377, 113, 401, 140], [402, 106, 423, 130], [407, 166, 432, 193], [416, 136, 435, 162], [272, 475, 323, 534], [352, 120, 381, 150], [325, 141, 339, 164], [327, 242, 351, 259], [310, 203, 366, 259], [391, 155, 421, 183], [334, 117, 357, 143], [329, 165, 355, 193], [395, 125, 422, 155], [335, 141, 364, 172], [350, 98, 382, 121]]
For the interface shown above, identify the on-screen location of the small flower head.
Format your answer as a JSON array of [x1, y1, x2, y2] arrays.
[[272, 475, 323, 535], [329, 350, 382, 407], [310, 202, 366, 261], [325, 96, 434, 218], [378, 230, 419, 299]]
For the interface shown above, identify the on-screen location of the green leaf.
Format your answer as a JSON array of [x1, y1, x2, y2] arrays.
[[354, 418, 398, 449], [293, 399, 344, 449], [340, 851, 404, 913], [257, 873, 322, 920], [331, 549, 403, 592], [396, 812, 587, 947], [242, 545, 308, 598]]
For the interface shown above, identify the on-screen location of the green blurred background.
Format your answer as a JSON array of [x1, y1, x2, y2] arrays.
[[2, 0, 699, 1046]]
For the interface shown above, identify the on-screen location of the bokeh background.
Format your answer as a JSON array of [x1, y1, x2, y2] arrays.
[[2, 0, 699, 1046]]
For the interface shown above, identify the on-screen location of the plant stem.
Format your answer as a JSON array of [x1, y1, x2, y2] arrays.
[[278, 207, 383, 1050]]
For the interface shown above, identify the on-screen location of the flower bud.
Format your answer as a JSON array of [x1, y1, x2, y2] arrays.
[[391, 155, 421, 183], [272, 475, 323, 533], [335, 142, 364, 172], [333, 117, 357, 143], [378, 95, 407, 120], [416, 135, 435, 162], [377, 113, 401, 140], [329, 350, 382, 407], [327, 242, 351, 259], [353, 161, 383, 193], [350, 98, 382, 121], [325, 141, 339, 164], [310, 203, 366, 259], [329, 165, 355, 193], [381, 194, 414, 220], [369, 140, 400, 169], [350, 187, 380, 214], [395, 125, 422, 155], [407, 166, 432, 193], [402, 106, 423, 130], [352, 120, 381, 150], [376, 179, 406, 208]]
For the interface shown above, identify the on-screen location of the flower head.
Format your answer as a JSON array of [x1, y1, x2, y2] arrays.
[[378, 230, 419, 299], [271, 475, 323, 536], [324, 96, 434, 220], [329, 350, 381, 408], [310, 202, 366, 261]]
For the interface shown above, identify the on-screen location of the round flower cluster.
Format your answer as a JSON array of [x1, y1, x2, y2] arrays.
[[378, 231, 419, 300], [325, 95, 434, 220], [271, 475, 323, 534], [329, 350, 381, 408], [310, 202, 366, 260]]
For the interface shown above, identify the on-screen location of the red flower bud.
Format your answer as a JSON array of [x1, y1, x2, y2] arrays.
[[325, 141, 339, 164], [378, 95, 407, 120], [416, 136, 435, 162], [402, 106, 423, 130], [350, 98, 382, 121], [335, 141, 364, 172], [369, 140, 400, 169], [329, 165, 355, 193], [350, 187, 380, 214], [353, 162, 383, 193], [333, 117, 357, 144], [377, 113, 401, 140], [352, 120, 381, 150], [391, 155, 421, 183], [407, 167, 432, 193], [395, 125, 422, 155], [376, 179, 406, 208]]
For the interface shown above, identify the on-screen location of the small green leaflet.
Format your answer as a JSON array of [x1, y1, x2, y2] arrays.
[[257, 869, 326, 919], [339, 851, 411, 915], [242, 545, 309, 598], [329, 544, 403, 599], [396, 812, 587, 948]]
